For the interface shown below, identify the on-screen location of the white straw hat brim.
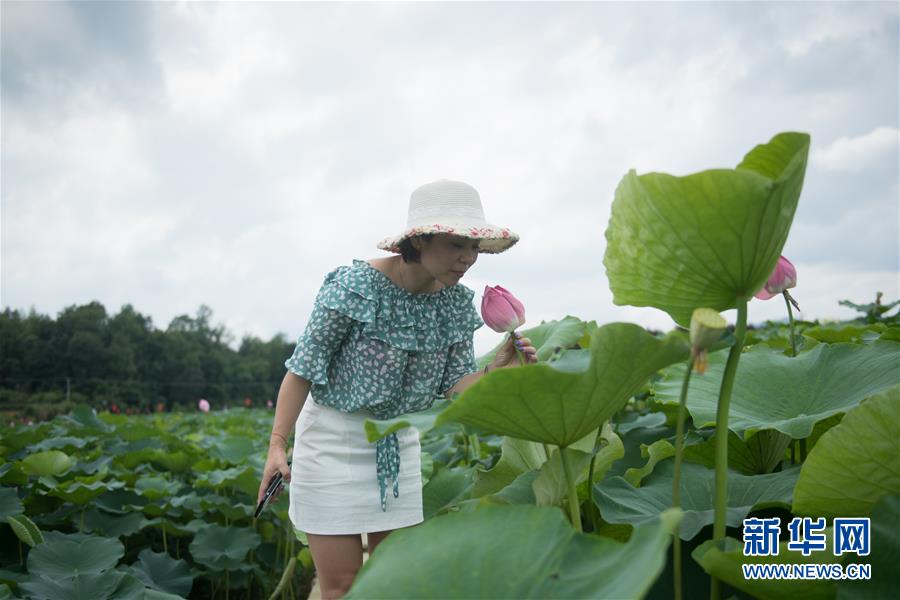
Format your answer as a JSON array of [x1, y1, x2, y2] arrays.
[[377, 223, 519, 254]]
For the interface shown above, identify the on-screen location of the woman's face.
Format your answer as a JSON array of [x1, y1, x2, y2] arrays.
[[416, 234, 480, 286]]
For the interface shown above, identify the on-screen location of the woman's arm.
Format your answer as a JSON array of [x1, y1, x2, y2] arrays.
[[269, 371, 311, 449], [444, 334, 537, 399]]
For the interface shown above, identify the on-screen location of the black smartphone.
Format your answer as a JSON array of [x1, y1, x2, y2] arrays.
[[254, 459, 291, 518]]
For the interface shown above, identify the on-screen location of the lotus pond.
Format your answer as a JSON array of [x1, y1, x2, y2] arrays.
[[2, 132, 898, 599]]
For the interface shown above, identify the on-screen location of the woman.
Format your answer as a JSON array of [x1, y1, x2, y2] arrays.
[[257, 179, 537, 599]]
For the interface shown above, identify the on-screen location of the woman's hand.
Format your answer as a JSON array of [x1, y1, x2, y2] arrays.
[[257, 445, 291, 507], [490, 331, 537, 370]]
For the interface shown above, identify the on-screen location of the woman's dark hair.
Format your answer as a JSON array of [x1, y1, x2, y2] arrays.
[[399, 234, 435, 263]]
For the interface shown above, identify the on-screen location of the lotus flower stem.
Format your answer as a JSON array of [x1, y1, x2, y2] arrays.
[[783, 291, 797, 356], [672, 359, 694, 600], [711, 299, 748, 600], [559, 446, 583, 532]]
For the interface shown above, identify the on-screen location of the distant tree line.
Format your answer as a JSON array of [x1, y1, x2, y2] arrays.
[[0, 302, 295, 418]]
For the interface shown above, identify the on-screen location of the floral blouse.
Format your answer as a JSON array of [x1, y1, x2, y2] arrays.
[[284, 259, 484, 510]]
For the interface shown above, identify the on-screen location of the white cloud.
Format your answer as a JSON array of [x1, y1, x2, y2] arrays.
[[812, 127, 900, 172]]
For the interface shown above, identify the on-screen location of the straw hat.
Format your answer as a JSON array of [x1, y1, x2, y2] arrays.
[[376, 179, 519, 254]]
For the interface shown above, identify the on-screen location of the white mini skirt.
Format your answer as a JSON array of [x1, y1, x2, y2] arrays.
[[288, 398, 424, 535]]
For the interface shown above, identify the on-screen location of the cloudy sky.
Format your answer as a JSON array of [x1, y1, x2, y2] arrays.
[[2, 1, 898, 356]]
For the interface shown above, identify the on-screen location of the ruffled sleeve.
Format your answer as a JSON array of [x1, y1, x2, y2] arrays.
[[284, 265, 373, 385], [440, 338, 477, 396]]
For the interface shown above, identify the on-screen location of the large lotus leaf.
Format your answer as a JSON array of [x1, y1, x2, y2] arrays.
[[134, 476, 180, 501], [346, 505, 679, 599], [19, 571, 128, 600], [189, 524, 260, 571], [793, 386, 900, 518], [604, 132, 810, 326], [655, 341, 900, 438], [50, 477, 125, 505], [95, 489, 148, 514], [20, 450, 75, 477], [27, 531, 124, 578], [29, 436, 92, 452], [435, 323, 689, 446], [208, 436, 255, 465], [624, 439, 675, 487], [82, 508, 149, 538], [594, 460, 799, 540], [125, 549, 193, 597], [837, 494, 900, 600], [693, 535, 841, 600]]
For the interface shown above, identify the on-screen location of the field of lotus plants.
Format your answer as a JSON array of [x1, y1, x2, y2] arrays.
[[1, 132, 898, 599]]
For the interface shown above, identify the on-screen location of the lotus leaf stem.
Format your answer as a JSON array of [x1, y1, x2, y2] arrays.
[[672, 359, 694, 600], [269, 557, 297, 600], [711, 298, 748, 600], [586, 426, 604, 533], [559, 446, 582, 532], [800, 438, 807, 462]]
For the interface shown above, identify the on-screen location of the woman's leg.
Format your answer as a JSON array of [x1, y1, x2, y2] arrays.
[[306, 533, 363, 600], [367, 522, 420, 556]]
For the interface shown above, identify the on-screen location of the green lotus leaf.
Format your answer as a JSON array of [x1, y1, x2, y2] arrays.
[[29, 436, 92, 452], [803, 323, 885, 344], [472, 437, 550, 497], [94, 489, 148, 514], [27, 531, 124, 578], [604, 132, 810, 326], [0, 583, 10, 600], [655, 341, 900, 438], [793, 386, 900, 518], [0, 462, 27, 485], [82, 508, 149, 538], [488, 471, 540, 505], [125, 548, 193, 597], [19, 571, 128, 600], [134, 476, 180, 501], [533, 446, 593, 507], [625, 439, 675, 487], [347, 505, 680, 599], [209, 436, 255, 465], [837, 494, 900, 599], [189, 524, 260, 571], [364, 400, 451, 443], [476, 316, 589, 367], [682, 429, 793, 475], [0, 487, 23, 521], [435, 323, 689, 446], [8, 514, 43, 547], [50, 478, 125, 505], [422, 464, 475, 519], [693, 535, 841, 600], [20, 450, 75, 477], [62, 404, 112, 432], [594, 460, 799, 540]]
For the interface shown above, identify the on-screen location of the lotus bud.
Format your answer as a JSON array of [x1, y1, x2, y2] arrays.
[[690, 308, 727, 374], [755, 256, 797, 300], [481, 285, 526, 333], [198, 398, 210, 413]]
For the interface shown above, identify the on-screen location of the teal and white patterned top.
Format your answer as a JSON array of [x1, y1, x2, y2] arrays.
[[285, 259, 484, 510]]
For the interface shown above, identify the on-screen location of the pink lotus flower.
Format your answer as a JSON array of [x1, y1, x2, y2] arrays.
[[198, 398, 211, 413], [755, 256, 797, 300], [481, 285, 526, 333]]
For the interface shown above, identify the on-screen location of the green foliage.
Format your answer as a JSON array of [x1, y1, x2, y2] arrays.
[[604, 132, 810, 326], [0, 302, 294, 417], [793, 386, 900, 518], [347, 505, 680, 599]]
